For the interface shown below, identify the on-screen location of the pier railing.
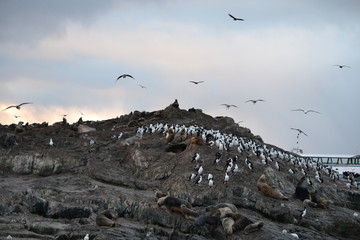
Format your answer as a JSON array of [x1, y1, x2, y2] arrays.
[[300, 154, 360, 165]]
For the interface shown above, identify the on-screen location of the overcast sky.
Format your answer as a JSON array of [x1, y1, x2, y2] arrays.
[[0, 0, 359, 155]]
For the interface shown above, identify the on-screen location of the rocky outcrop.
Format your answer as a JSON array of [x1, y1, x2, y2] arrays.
[[0, 105, 359, 240]]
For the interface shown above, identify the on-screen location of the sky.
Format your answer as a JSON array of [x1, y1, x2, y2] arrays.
[[0, 0, 359, 155]]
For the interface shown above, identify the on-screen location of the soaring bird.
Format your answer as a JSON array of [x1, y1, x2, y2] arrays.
[[333, 64, 351, 69], [138, 84, 147, 89], [228, 13, 244, 21], [291, 128, 308, 136], [292, 109, 320, 114], [189, 81, 204, 84], [116, 74, 134, 81], [221, 104, 238, 109], [245, 99, 265, 104], [3, 102, 33, 111]]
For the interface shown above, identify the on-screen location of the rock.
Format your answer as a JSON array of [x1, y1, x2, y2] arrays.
[[12, 155, 34, 174], [0, 133, 19, 148]]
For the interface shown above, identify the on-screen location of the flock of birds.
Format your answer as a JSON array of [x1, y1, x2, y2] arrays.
[[133, 122, 358, 191]]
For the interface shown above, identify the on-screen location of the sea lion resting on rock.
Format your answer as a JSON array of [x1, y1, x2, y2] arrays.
[[257, 174, 289, 200], [196, 203, 264, 235], [96, 209, 118, 227], [157, 195, 198, 219], [310, 188, 329, 209]]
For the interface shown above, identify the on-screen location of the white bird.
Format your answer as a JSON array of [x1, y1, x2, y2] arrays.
[[195, 175, 203, 185], [118, 132, 123, 139], [275, 161, 280, 171], [354, 212, 358, 217], [198, 165, 204, 175], [84, 233, 89, 240], [208, 173, 214, 181], [7, 235, 12, 240], [233, 164, 240, 173], [292, 109, 320, 114], [192, 153, 200, 162], [290, 233, 299, 239], [224, 173, 230, 184], [299, 207, 307, 221], [49, 138, 54, 147], [208, 178, 214, 188], [189, 173, 197, 181]]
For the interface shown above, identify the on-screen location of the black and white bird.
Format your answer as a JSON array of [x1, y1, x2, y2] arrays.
[[116, 74, 134, 81], [208, 178, 214, 188], [224, 172, 230, 184], [195, 175, 203, 185], [49, 138, 54, 147], [6, 235, 12, 240], [3, 102, 33, 111], [245, 99, 265, 104], [275, 161, 280, 171], [299, 207, 307, 221], [189, 173, 197, 181], [291, 128, 308, 137], [214, 152, 222, 164], [292, 109, 320, 114], [192, 153, 200, 162], [228, 13, 244, 21], [84, 234, 89, 240]]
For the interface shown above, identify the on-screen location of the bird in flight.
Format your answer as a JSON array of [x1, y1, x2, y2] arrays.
[[116, 74, 134, 81], [138, 84, 147, 89], [245, 99, 265, 104], [333, 64, 351, 69], [189, 81, 204, 85], [292, 109, 320, 114], [291, 128, 308, 136], [228, 13, 244, 21], [221, 104, 238, 110], [3, 102, 33, 111]]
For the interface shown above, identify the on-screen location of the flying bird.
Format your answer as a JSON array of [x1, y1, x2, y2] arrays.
[[291, 109, 320, 114], [291, 128, 308, 136], [189, 81, 204, 85], [333, 64, 351, 69], [116, 74, 134, 81], [221, 104, 238, 109], [228, 13, 244, 21], [3, 102, 33, 111], [245, 99, 265, 104], [138, 84, 147, 89]]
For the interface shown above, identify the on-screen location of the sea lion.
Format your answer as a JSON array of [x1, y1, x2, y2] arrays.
[[257, 174, 289, 200], [294, 176, 310, 201], [219, 207, 236, 218], [173, 128, 187, 144], [157, 195, 192, 214], [221, 217, 235, 235], [310, 188, 329, 209], [180, 204, 199, 220], [165, 128, 175, 144], [206, 203, 238, 214], [96, 209, 118, 227]]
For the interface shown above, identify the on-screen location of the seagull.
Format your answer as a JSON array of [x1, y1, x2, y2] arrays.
[[333, 64, 351, 68], [49, 138, 54, 147], [138, 84, 147, 89], [84, 234, 89, 240], [221, 104, 238, 110], [228, 13, 244, 21], [189, 81, 204, 84], [292, 109, 320, 114], [291, 128, 308, 136], [3, 102, 33, 111], [116, 74, 134, 81], [245, 99, 265, 104]]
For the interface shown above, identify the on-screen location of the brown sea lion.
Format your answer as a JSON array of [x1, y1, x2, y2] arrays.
[[173, 128, 187, 144], [157, 195, 192, 214], [96, 209, 118, 227], [221, 217, 235, 235], [180, 204, 199, 220], [257, 174, 289, 200], [294, 176, 310, 201], [310, 188, 329, 209], [165, 128, 175, 144]]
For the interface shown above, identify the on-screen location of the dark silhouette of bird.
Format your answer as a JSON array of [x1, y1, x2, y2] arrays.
[[292, 109, 320, 114], [13, 115, 21, 118], [3, 102, 33, 111], [138, 84, 147, 89], [245, 99, 265, 104], [221, 104, 238, 109], [333, 64, 350, 69], [116, 74, 134, 81], [291, 128, 308, 136], [189, 81, 204, 84], [228, 13, 244, 21]]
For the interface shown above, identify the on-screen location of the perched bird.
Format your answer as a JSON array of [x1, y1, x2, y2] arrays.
[[228, 13, 244, 21], [208, 178, 214, 188], [291, 128, 308, 136], [292, 109, 320, 114], [198, 165, 204, 175], [188, 173, 197, 181], [245, 99, 265, 104], [3, 102, 33, 111], [116, 74, 134, 81], [189, 81, 204, 84], [49, 138, 54, 147], [84, 233, 89, 240], [221, 104, 238, 110], [7, 235, 12, 240], [299, 207, 307, 221], [333, 64, 351, 68], [195, 175, 203, 185], [192, 153, 200, 162], [224, 172, 230, 184]]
